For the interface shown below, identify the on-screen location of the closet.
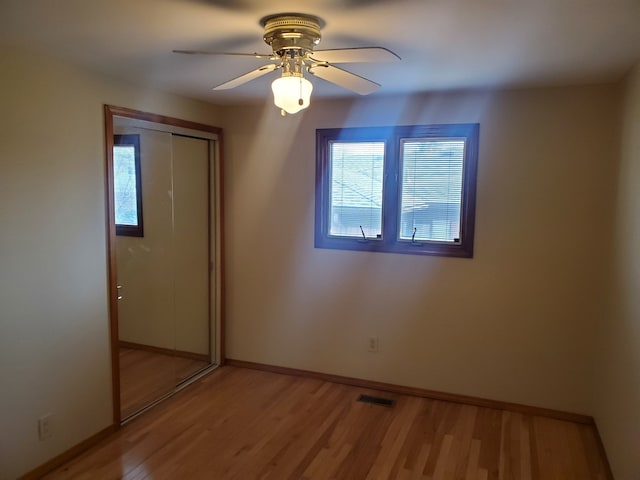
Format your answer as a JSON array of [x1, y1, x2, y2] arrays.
[[106, 107, 223, 422]]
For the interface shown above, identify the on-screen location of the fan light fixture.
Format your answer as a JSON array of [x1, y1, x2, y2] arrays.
[[271, 49, 313, 115], [271, 74, 313, 115], [174, 13, 401, 117]]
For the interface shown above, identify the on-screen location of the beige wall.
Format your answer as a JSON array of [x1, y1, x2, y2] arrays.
[[0, 45, 223, 479], [224, 85, 620, 416], [594, 63, 640, 480]]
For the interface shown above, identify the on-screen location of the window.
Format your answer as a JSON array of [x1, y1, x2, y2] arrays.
[[113, 134, 143, 237], [315, 124, 479, 257]]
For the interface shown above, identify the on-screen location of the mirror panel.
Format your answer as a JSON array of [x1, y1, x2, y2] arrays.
[[115, 126, 177, 418], [105, 106, 223, 423], [172, 135, 211, 383]]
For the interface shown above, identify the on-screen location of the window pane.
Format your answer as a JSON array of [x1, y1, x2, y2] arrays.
[[399, 139, 465, 242], [114, 145, 139, 226], [316, 124, 478, 257], [329, 142, 384, 238]]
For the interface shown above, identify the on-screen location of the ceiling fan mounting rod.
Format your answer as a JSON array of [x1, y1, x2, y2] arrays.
[[280, 52, 307, 78]]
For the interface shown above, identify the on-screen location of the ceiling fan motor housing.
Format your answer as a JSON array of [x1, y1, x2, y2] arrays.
[[261, 14, 322, 55]]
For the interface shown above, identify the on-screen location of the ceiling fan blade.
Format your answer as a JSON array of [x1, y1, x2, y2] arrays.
[[213, 64, 279, 90], [310, 47, 400, 64], [173, 50, 274, 59], [308, 64, 380, 95]]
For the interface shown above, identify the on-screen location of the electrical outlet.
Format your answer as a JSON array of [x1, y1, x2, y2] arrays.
[[38, 414, 52, 441], [368, 336, 379, 353]]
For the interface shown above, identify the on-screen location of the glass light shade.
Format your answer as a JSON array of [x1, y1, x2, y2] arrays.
[[271, 75, 313, 114]]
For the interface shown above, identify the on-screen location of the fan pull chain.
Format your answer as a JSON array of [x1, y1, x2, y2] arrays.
[[299, 76, 304, 106]]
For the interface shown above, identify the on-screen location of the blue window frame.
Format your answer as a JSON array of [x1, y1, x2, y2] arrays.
[[113, 134, 143, 237], [315, 124, 479, 257]]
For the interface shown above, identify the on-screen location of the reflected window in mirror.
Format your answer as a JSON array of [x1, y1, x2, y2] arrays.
[[114, 134, 144, 237]]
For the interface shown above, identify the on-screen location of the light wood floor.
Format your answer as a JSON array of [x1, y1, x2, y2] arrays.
[[119, 347, 210, 418], [46, 366, 610, 479]]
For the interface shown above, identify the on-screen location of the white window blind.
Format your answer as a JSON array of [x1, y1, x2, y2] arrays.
[[399, 139, 465, 242], [329, 141, 385, 238]]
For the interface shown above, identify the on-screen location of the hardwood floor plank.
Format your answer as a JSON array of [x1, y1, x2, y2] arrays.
[[432, 433, 454, 479], [365, 396, 422, 480], [449, 404, 476, 479], [464, 438, 481, 480], [518, 414, 532, 480], [44, 366, 611, 480], [499, 412, 518, 480], [422, 401, 456, 476], [473, 407, 502, 480]]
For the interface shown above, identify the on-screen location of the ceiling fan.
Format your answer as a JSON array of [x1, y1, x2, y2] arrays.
[[173, 13, 400, 115]]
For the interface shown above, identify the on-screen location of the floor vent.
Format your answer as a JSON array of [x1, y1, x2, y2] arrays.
[[357, 394, 395, 407]]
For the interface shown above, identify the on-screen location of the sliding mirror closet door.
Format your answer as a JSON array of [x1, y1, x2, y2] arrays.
[[115, 127, 177, 418], [111, 114, 218, 421], [171, 135, 211, 383]]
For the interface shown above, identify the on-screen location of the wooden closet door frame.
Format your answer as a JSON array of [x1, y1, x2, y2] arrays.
[[104, 105, 225, 425]]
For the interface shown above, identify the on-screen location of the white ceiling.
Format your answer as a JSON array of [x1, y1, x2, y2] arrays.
[[2, 0, 640, 105]]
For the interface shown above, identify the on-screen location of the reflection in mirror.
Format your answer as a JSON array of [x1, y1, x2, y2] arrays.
[[105, 107, 221, 422], [113, 134, 144, 237]]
